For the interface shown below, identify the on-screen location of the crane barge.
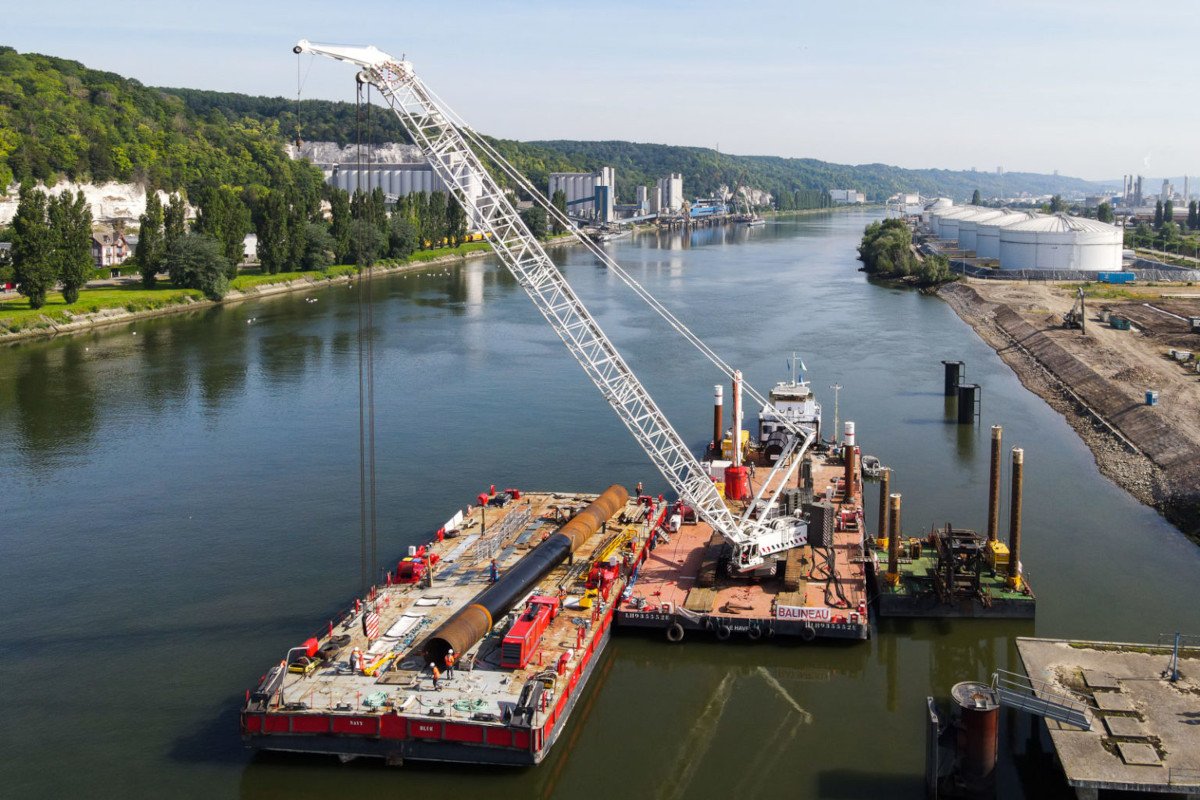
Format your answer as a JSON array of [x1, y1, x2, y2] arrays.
[[240, 41, 869, 767]]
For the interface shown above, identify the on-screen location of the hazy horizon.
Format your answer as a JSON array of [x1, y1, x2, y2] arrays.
[[7, 0, 1198, 183]]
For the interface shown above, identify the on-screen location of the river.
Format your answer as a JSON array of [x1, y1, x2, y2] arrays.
[[2, 210, 1197, 799]]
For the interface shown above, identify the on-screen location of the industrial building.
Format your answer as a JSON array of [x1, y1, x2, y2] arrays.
[[328, 163, 482, 205], [549, 167, 615, 223], [657, 173, 684, 214], [829, 189, 866, 205]]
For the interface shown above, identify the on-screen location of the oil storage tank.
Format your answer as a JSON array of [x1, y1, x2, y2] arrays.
[[956, 209, 1009, 252], [975, 211, 1040, 260], [924, 198, 953, 232], [998, 213, 1123, 271], [936, 207, 982, 242]]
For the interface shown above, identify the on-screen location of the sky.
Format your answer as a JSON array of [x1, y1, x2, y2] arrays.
[[7, 0, 1199, 182]]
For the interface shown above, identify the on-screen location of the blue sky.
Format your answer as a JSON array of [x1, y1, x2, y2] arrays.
[[8, 0, 1199, 181]]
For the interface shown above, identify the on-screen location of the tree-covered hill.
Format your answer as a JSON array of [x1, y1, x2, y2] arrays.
[[0, 45, 1111, 208], [0, 47, 318, 194], [159, 86, 413, 149], [511, 140, 1109, 204]]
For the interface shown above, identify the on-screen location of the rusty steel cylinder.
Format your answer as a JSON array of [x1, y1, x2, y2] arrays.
[[423, 484, 629, 664], [843, 445, 857, 504], [953, 681, 999, 784], [1008, 448, 1024, 589], [887, 493, 901, 583], [877, 467, 890, 542], [987, 426, 1002, 543]]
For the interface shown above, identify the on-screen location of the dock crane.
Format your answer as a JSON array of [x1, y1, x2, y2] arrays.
[[295, 41, 816, 571]]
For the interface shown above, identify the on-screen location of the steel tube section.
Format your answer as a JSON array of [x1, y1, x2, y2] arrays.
[[886, 493, 902, 585], [987, 426, 1002, 543], [713, 385, 723, 453], [942, 361, 964, 397], [953, 682, 999, 786], [843, 445, 857, 504], [423, 485, 629, 663], [732, 371, 743, 467], [1007, 449, 1024, 590], [877, 468, 890, 543], [956, 384, 979, 425]]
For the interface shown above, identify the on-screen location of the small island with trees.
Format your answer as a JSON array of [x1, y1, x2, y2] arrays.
[[856, 218, 953, 287]]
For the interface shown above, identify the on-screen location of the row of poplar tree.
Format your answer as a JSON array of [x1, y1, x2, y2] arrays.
[[8, 179, 475, 307], [9, 186, 93, 308]]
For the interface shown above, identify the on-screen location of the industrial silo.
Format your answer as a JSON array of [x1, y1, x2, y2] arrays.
[[975, 211, 1040, 260], [956, 209, 1009, 252], [997, 213, 1123, 271], [925, 198, 953, 233], [937, 207, 981, 242]]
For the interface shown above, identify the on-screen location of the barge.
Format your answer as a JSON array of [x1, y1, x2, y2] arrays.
[[866, 425, 1036, 619], [619, 441, 871, 642], [241, 486, 665, 765], [253, 42, 874, 769]]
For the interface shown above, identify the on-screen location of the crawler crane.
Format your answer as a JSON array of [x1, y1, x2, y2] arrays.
[[295, 41, 816, 571]]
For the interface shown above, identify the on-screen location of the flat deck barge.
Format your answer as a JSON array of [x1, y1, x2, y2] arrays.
[[866, 528, 1036, 619], [241, 487, 663, 766], [619, 447, 871, 642]]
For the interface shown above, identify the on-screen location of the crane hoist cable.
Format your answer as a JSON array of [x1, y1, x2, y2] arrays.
[[353, 79, 380, 596], [294, 41, 814, 570], [444, 111, 786, 421], [366, 81, 378, 590]]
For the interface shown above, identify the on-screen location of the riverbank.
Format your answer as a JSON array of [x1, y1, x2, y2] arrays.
[[938, 280, 1200, 540], [1, 241, 549, 344]]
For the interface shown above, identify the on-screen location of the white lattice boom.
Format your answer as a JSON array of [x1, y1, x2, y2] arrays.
[[296, 40, 806, 569]]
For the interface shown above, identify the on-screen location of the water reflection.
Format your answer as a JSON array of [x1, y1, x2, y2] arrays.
[[12, 340, 96, 467]]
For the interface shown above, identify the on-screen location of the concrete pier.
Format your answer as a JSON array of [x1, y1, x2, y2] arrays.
[[1016, 637, 1200, 798]]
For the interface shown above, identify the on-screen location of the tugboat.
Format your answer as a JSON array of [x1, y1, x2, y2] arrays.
[[758, 354, 821, 463], [860, 454, 883, 479]]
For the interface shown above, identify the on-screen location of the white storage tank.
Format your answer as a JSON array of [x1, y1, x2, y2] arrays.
[[924, 198, 953, 231], [975, 211, 1040, 260], [937, 207, 981, 242], [955, 209, 1008, 252], [998, 213, 1123, 271]]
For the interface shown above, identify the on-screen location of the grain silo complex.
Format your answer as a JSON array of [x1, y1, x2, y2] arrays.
[[997, 214, 1123, 271]]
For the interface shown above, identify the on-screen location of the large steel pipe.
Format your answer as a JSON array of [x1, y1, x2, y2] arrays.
[[886, 493, 902, 586], [422, 484, 629, 663], [876, 467, 890, 543], [987, 426, 1002, 543], [1007, 448, 1024, 590]]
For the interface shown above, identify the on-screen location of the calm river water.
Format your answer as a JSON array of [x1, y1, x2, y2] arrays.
[[2, 210, 1197, 799]]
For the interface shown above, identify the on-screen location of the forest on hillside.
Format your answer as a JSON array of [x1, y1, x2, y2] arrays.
[[0, 45, 1110, 207], [0, 47, 320, 194]]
